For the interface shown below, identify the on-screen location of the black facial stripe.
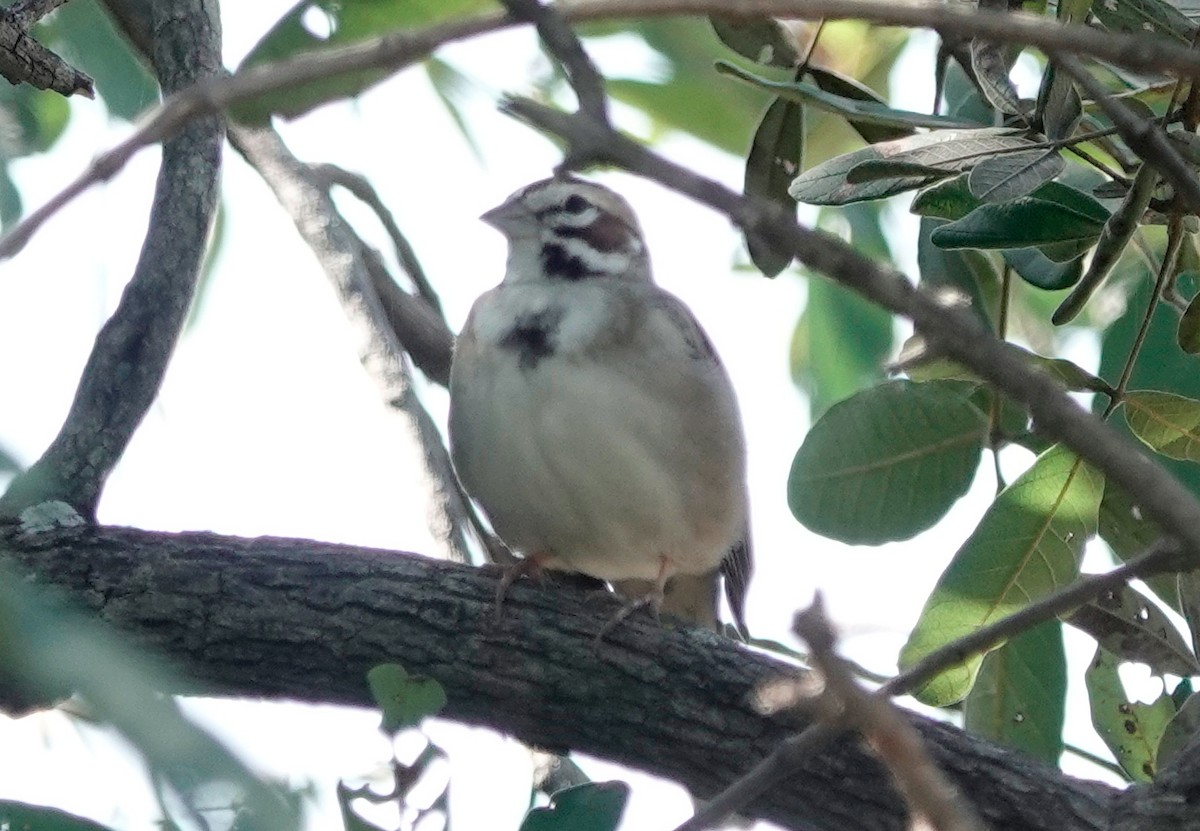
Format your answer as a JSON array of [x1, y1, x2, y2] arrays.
[[500, 308, 563, 370], [552, 223, 629, 254], [541, 243, 602, 281]]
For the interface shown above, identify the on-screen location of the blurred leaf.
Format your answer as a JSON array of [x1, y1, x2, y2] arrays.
[[236, 0, 492, 121], [1092, 0, 1196, 43], [1122, 390, 1200, 461], [1178, 285, 1200, 353], [969, 39, 1023, 115], [520, 782, 629, 831], [899, 445, 1104, 706], [0, 443, 21, 474], [744, 95, 802, 276], [791, 204, 896, 411], [1086, 647, 1173, 782], [1037, 64, 1082, 140], [717, 61, 980, 130], [807, 65, 914, 143], [603, 19, 768, 154], [967, 150, 1065, 203], [931, 197, 1107, 251], [1065, 585, 1200, 676], [367, 663, 447, 734], [0, 801, 117, 831], [788, 380, 986, 544], [900, 339, 1108, 393], [0, 82, 71, 157], [1180, 570, 1200, 656], [1156, 689, 1200, 770], [790, 128, 1026, 205], [425, 57, 484, 162], [0, 165, 20, 229], [709, 16, 799, 67], [917, 217, 999, 324], [43, 0, 156, 120], [964, 621, 1066, 763], [185, 199, 226, 332]]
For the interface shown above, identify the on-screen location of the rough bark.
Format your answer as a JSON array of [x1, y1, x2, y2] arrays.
[[0, 524, 1127, 831]]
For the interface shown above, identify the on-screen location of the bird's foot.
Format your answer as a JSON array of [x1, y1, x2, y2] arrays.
[[489, 555, 548, 621]]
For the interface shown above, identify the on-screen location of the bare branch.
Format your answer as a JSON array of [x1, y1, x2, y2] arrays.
[[499, 0, 610, 127], [0, 0, 92, 96], [0, 1, 221, 520], [794, 599, 988, 831]]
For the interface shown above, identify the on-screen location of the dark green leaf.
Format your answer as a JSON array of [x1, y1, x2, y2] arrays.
[[1037, 64, 1082, 140], [0, 165, 20, 229], [964, 621, 1066, 763], [967, 150, 1065, 203], [1178, 284, 1200, 353], [0, 444, 21, 475], [788, 380, 986, 544], [709, 16, 799, 67], [790, 128, 1026, 205], [0, 801, 117, 831], [0, 82, 70, 156], [1086, 647, 1173, 782], [1122, 390, 1200, 461], [744, 95, 802, 276], [520, 782, 630, 831], [917, 217, 998, 323], [846, 159, 958, 185], [1100, 482, 1181, 613], [913, 175, 1108, 223], [900, 446, 1103, 706], [1156, 689, 1200, 770], [969, 39, 1024, 115], [1092, 0, 1196, 43], [367, 663, 447, 734], [806, 65, 915, 143], [1002, 247, 1083, 291], [1065, 585, 1200, 676], [931, 197, 1106, 250], [1179, 570, 1200, 656]]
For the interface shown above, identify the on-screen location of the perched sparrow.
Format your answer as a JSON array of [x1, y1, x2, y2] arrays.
[[448, 176, 751, 636]]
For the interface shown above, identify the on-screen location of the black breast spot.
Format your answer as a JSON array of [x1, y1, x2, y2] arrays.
[[542, 243, 597, 281], [500, 308, 564, 370]]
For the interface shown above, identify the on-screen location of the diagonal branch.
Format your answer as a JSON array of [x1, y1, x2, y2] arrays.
[[0, 0, 93, 96], [0, 0, 222, 520]]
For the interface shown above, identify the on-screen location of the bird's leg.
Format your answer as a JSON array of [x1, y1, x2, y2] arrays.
[[491, 552, 551, 620], [597, 555, 675, 641]]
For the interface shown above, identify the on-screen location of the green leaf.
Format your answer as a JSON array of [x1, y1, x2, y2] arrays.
[[1179, 570, 1200, 656], [969, 39, 1024, 115], [900, 340, 1108, 394], [42, 0, 157, 120], [931, 197, 1107, 250], [1086, 647, 1175, 782], [788, 379, 986, 544], [899, 445, 1104, 706], [806, 65, 915, 144], [0, 444, 20, 474], [1122, 390, 1200, 462], [520, 782, 630, 831], [1065, 585, 1200, 676], [967, 150, 1065, 203], [0, 82, 70, 156], [0, 801, 118, 831], [846, 159, 959, 185], [709, 16, 799, 67], [912, 175, 1108, 223], [790, 128, 1027, 205], [716, 61, 983, 130], [1092, 0, 1196, 43], [1037, 64, 1082, 140], [790, 205, 896, 413], [1178, 284, 1200, 353], [367, 663, 447, 734], [744, 95, 802, 276], [1156, 689, 1200, 770], [917, 217, 998, 324], [963, 621, 1066, 763], [1099, 482, 1182, 614], [236, 0, 492, 121], [1002, 246, 1083, 291]]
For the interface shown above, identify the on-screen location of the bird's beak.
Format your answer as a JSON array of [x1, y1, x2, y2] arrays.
[[480, 198, 529, 234]]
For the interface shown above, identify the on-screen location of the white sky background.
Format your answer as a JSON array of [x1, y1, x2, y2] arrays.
[[0, 6, 1140, 831]]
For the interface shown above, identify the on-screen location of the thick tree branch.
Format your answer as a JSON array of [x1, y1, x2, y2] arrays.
[[0, 0, 93, 96], [7, 0, 1200, 257], [0, 524, 1120, 831], [0, 1, 221, 520]]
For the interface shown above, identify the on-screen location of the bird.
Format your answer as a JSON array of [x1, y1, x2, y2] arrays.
[[448, 175, 751, 637]]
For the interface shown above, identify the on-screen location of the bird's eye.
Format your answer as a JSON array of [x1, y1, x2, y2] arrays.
[[563, 194, 589, 214]]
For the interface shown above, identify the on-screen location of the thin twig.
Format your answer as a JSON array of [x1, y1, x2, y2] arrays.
[[794, 598, 988, 831], [499, 0, 610, 127]]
